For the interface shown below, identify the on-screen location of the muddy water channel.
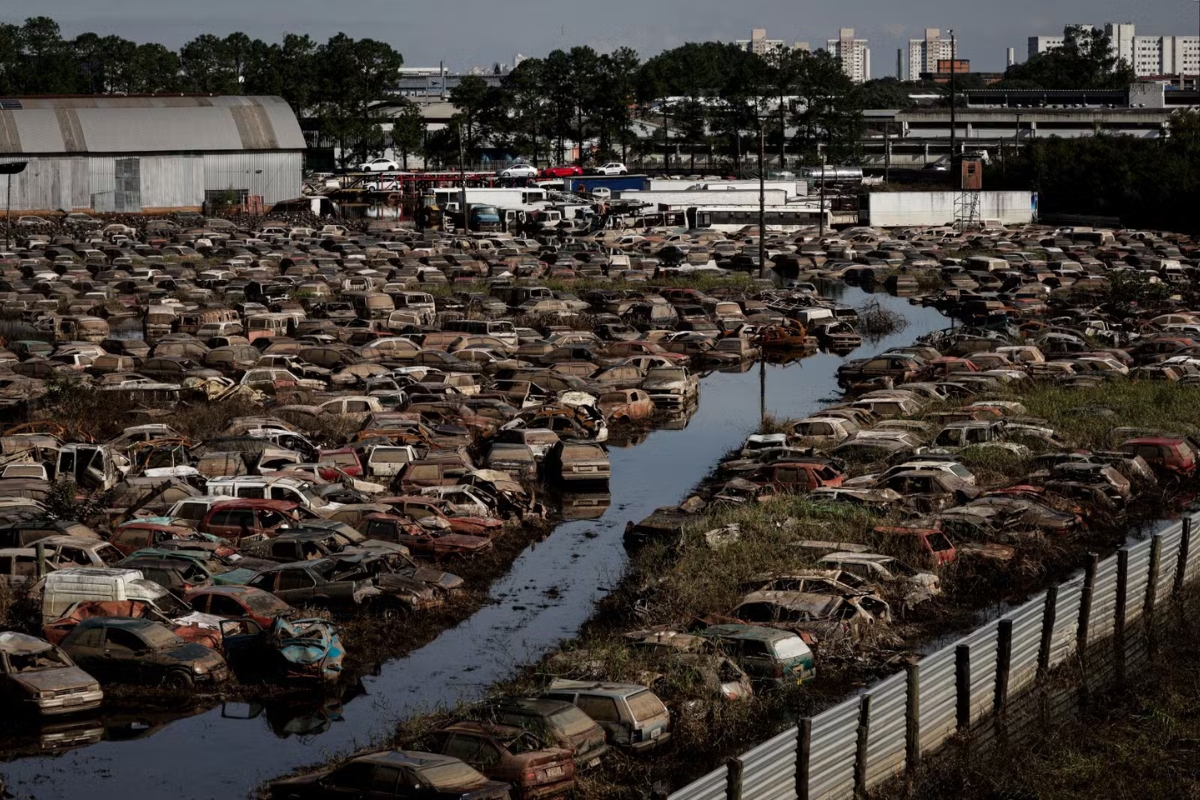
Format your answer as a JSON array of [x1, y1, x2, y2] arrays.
[[0, 290, 947, 799]]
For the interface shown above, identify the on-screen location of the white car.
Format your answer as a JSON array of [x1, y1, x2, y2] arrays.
[[595, 162, 628, 176], [501, 163, 538, 179], [359, 158, 399, 172]]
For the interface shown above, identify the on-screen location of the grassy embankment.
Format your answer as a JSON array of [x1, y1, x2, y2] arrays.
[[271, 379, 1196, 799]]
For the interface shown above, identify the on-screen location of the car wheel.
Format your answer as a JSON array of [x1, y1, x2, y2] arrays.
[[164, 670, 194, 690]]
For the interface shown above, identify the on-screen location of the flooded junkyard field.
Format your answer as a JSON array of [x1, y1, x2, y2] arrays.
[[0, 280, 942, 798], [1, 212, 1199, 800]]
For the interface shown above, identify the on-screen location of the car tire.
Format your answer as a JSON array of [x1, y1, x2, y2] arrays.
[[164, 670, 194, 690]]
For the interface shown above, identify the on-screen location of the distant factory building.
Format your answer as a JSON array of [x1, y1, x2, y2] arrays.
[[0, 95, 304, 214]]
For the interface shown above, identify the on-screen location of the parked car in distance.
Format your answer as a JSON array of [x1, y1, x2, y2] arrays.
[[58, 617, 229, 689], [0, 632, 103, 716], [500, 163, 538, 179], [539, 165, 583, 178], [592, 163, 628, 176], [541, 680, 671, 752], [360, 158, 399, 172], [268, 750, 511, 800]]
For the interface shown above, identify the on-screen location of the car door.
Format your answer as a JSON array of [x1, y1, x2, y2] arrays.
[[318, 760, 375, 797], [274, 568, 318, 605], [62, 625, 107, 677], [101, 626, 150, 683]]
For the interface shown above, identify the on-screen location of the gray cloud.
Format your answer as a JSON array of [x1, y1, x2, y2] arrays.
[[2, 0, 1196, 72]]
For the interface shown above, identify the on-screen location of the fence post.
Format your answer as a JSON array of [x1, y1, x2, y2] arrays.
[[854, 694, 872, 798], [1146, 535, 1162, 650], [955, 644, 971, 732], [726, 757, 743, 800], [797, 718, 812, 800], [1076, 552, 1099, 661], [995, 619, 1013, 716], [906, 662, 921, 771], [1037, 586, 1058, 680], [1175, 517, 1192, 595]]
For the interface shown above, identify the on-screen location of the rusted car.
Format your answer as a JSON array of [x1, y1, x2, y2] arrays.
[[598, 389, 655, 422], [361, 513, 493, 558], [480, 697, 609, 770], [1121, 437, 1198, 477], [59, 617, 229, 689], [268, 750, 511, 800], [432, 722, 576, 800], [542, 442, 611, 486], [750, 460, 844, 493], [0, 632, 103, 717]]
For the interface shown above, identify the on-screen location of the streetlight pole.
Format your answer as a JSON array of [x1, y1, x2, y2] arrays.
[[0, 161, 28, 251], [818, 152, 827, 238]]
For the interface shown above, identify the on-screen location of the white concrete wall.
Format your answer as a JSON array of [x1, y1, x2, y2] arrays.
[[866, 191, 1036, 227]]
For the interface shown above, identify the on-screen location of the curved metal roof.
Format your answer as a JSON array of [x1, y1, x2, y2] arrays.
[[0, 96, 305, 155]]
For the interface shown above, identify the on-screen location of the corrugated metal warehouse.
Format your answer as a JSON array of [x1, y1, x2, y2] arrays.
[[0, 95, 304, 213]]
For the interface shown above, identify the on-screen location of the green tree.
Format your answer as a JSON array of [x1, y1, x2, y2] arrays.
[[858, 78, 917, 110], [312, 34, 404, 168], [390, 99, 425, 168], [449, 75, 491, 159], [789, 50, 864, 165], [17, 17, 79, 93], [501, 58, 551, 164], [1002, 25, 1135, 90], [128, 43, 181, 94], [180, 34, 238, 93]]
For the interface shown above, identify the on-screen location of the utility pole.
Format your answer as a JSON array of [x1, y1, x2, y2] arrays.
[[457, 122, 467, 233], [949, 30, 958, 186], [884, 123, 891, 184], [0, 161, 27, 251], [818, 151, 827, 238], [758, 120, 767, 279]]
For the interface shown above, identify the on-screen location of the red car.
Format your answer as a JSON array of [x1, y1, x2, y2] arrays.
[[185, 585, 296, 628], [539, 165, 583, 178], [316, 447, 363, 480]]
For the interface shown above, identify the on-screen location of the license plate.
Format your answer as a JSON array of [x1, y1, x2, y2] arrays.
[[650, 728, 661, 739], [545, 766, 564, 778], [64, 696, 85, 705]]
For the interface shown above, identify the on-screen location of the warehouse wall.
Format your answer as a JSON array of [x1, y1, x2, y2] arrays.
[[0, 152, 302, 213]]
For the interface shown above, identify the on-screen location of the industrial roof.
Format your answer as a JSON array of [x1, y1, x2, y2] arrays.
[[0, 96, 305, 155]]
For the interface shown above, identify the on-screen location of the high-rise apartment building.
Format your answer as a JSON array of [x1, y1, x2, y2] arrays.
[[1026, 23, 1198, 76], [827, 28, 871, 83], [908, 28, 953, 81], [734, 28, 810, 55]]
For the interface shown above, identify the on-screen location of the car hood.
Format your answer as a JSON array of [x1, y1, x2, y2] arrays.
[[11, 666, 97, 693]]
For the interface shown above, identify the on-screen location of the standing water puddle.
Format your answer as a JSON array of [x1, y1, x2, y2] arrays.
[[0, 290, 947, 799]]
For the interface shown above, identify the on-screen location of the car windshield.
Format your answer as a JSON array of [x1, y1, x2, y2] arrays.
[[7, 645, 70, 672], [772, 636, 810, 660], [419, 762, 489, 791]]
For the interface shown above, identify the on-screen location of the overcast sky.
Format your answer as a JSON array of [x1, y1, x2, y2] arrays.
[[5, 0, 1198, 73]]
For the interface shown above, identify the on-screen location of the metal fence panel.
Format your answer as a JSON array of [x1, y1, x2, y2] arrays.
[[1004, 592, 1046, 695], [1049, 575, 1084, 669], [917, 645, 957, 754], [1156, 526, 1183, 606], [806, 697, 860, 800], [1088, 555, 1120, 643], [1124, 541, 1153, 623], [964, 620, 999, 723], [669, 766, 728, 800], [863, 672, 908, 788], [1187, 516, 1200, 586], [740, 727, 798, 800]]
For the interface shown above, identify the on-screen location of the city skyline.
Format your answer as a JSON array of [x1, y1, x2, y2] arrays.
[[0, 0, 1195, 74]]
